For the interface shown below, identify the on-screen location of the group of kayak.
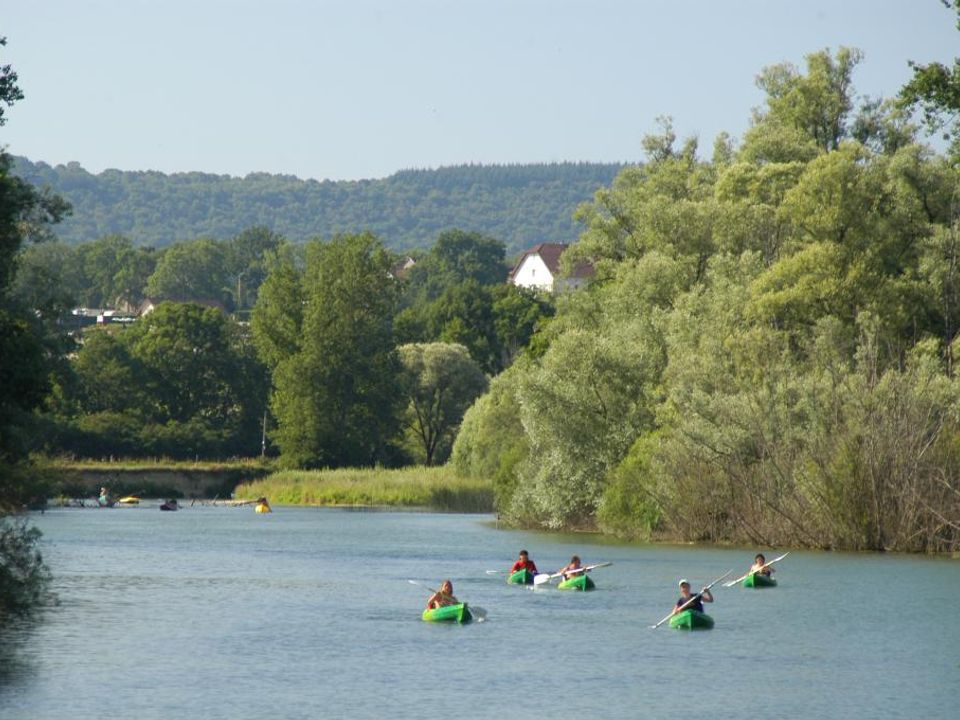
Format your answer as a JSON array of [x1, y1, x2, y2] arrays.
[[95, 486, 272, 513], [422, 550, 787, 627]]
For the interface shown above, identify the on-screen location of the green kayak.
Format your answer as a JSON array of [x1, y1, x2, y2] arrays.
[[422, 603, 472, 623], [507, 568, 534, 585], [669, 609, 714, 630], [557, 574, 595, 591], [743, 572, 777, 588]]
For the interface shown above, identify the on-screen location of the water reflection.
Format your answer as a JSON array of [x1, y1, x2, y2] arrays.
[[0, 617, 40, 693]]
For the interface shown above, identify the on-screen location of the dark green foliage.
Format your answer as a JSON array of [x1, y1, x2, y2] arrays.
[[10, 159, 623, 256], [48, 304, 268, 460], [0, 517, 52, 619], [0, 41, 57, 623], [257, 233, 405, 469]]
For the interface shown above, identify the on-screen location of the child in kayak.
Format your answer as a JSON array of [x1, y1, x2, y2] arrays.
[[749, 553, 775, 577], [672, 579, 713, 615], [557, 555, 583, 580], [510, 549, 538, 575], [426, 580, 459, 609]]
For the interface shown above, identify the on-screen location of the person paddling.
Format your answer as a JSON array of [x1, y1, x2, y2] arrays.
[[557, 555, 584, 580], [98, 486, 114, 507], [749, 553, 775, 578], [510, 549, 538, 575], [426, 580, 459, 610], [672, 578, 713, 616]]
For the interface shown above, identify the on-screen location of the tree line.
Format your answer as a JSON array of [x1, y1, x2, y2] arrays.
[[13, 224, 554, 468], [12, 157, 622, 256]]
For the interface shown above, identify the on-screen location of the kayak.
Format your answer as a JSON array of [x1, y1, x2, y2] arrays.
[[743, 572, 777, 588], [557, 574, 595, 591], [507, 568, 534, 585], [118, 496, 140, 505], [669, 609, 714, 630], [160, 501, 179, 511], [422, 603, 472, 623], [255, 503, 271, 513]]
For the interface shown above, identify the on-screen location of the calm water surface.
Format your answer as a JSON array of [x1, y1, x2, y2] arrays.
[[1, 505, 958, 719]]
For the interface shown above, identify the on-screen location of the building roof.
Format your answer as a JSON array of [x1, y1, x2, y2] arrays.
[[508, 243, 594, 282]]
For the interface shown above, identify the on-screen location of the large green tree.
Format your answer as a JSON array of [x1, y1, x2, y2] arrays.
[[0, 35, 61, 620], [145, 238, 230, 304], [398, 342, 487, 465], [257, 233, 404, 468]]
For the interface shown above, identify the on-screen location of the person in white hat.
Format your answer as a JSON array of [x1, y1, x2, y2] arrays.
[[672, 578, 713, 616]]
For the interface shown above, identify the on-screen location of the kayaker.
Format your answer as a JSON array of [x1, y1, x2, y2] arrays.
[[672, 579, 713, 615], [426, 580, 459, 610], [557, 555, 583, 580], [509, 549, 538, 575], [749, 553, 775, 577], [98, 487, 114, 507], [255, 496, 272, 513]]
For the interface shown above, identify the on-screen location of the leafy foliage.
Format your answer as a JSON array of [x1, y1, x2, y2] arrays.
[[398, 343, 488, 465], [46, 303, 268, 459], [0, 518, 52, 620], [11, 159, 623, 257], [255, 233, 405, 469], [455, 48, 960, 551]]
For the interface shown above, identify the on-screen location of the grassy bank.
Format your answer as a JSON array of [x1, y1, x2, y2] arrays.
[[234, 466, 493, 512], [40, 456, 274, 499]]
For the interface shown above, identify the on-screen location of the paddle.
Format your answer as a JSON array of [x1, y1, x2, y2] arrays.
[[533, 561, 613, 586], [722, 552, 790, 587], [650, 569, 732, 629], [408, 580, 487, 620], [485, 570, 506, 575]]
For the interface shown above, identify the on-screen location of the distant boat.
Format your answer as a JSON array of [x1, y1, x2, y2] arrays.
[[160, 499, 179, 512], [118, 496, 140, 505]]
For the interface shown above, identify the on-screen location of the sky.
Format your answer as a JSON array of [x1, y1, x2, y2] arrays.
[[3, 0, 957, 182]]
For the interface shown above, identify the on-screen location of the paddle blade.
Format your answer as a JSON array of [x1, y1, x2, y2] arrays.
[[470, 606, 488, 622], [533, 573, 552, 585]]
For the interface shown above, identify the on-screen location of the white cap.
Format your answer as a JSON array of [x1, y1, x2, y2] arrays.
[[678, 578, 689, 587]]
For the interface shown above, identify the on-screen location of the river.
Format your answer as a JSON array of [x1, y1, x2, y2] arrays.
[[1, 505, 957, 719]]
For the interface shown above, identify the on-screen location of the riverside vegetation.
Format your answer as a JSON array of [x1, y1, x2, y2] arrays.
[[234, 466, 492, 512], [453, 46, 960, 553]]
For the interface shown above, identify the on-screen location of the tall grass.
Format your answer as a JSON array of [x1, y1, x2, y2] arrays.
[[234, 466, 493, 512]]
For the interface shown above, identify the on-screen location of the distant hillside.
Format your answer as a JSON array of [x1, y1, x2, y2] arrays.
[[13, 158, 626, 256]]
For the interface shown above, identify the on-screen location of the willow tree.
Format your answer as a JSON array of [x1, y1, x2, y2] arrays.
[[398, 342, 487, 465]]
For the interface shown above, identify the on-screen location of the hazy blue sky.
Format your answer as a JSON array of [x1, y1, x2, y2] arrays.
[[3, 0, 957, 181]]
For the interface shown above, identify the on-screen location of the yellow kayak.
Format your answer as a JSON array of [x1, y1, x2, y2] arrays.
[[118, 496, 140, 505]]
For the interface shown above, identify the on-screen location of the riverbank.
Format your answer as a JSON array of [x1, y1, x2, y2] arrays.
[[233, 466, 493, 512], [44, 457, 273, 500]]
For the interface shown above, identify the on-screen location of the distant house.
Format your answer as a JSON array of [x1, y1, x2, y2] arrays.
[[390, 256, 417, 280], [138, 297, 227, 316], [63, 307, 136, 331], [508, 243, 593, 292]]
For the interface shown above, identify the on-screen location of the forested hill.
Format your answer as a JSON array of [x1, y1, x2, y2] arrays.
[[12, 157, 625, 255]]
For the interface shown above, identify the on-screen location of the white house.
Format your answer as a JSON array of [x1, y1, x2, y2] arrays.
[[508, 243, 593, 292]]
